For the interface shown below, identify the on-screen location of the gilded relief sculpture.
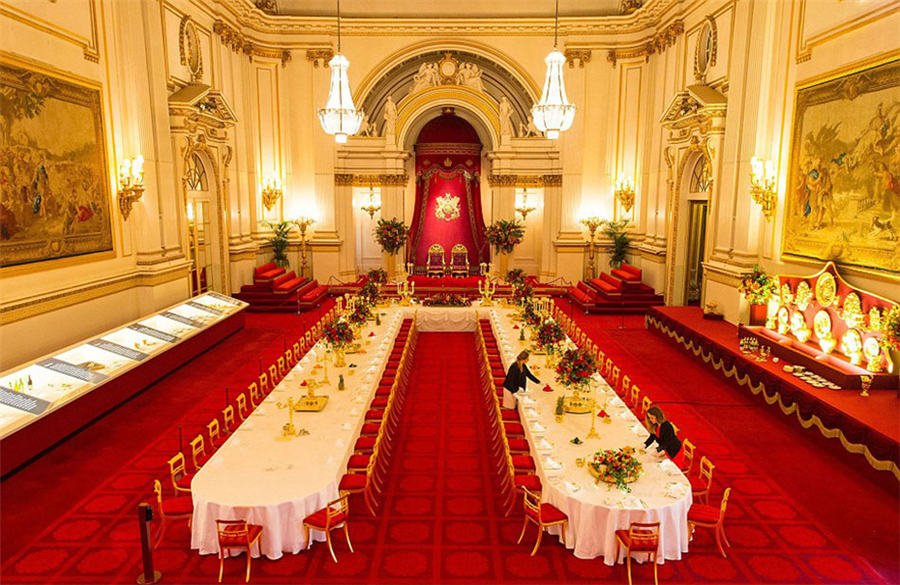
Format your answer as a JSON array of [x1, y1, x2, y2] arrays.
[[0, 60, 113, 267], [783, 59, 900, 275]]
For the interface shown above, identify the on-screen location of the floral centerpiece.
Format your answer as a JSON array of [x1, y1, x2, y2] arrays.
[[367, 268, 388, 284], [374, 218, 409, 280], [535, 319, 566, 353], [506, 268, 526, 286], [359, 281, 381, 307], [347, 302, 372, 327], [588, 448, 643, 492], [422, 293, 471, 307], [883, 306, 900, 352], [511, 282, 534, 307], [555, 347, 599, 388], [323, 320, 354, 349], [485, 219, 525, 254], [739, 265, 778, 326], [521, 301, 542, 328]]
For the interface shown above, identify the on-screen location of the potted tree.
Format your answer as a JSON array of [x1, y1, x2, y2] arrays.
[[485, 219, 525, 280], [261, 221, 293, 268], [374, 218, 409, 281], [600, 219, 630, 269]]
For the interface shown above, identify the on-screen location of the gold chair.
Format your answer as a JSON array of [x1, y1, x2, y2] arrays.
[[640, 396, 653, 422], [688, 488, 732, 558], [189, 434, 208, 470], [208, 418, 225, 449], [215, 519, 263, 583], [236, 393, 249, 421], [680, 438, 696, 474], [248, 382, 262, 408], [517, 487, 568, 556], [449, 244, 469, 277], [608, 365, 621, 390], [292, 341, 302, 363], [277, 356, 287, 378], [259, 372, 270, 395], [302, 494, 353, 563], [615, 522, 660, 585], [168, 452, 193, 495], [619, 374, 632, 397], [691, 456, 715, 504], [628, 384, 641, 410], [223, 405, 237, 434], [268, 364, 279, 387], [426, 243, 445, 277], [152, 480, 192, 548]]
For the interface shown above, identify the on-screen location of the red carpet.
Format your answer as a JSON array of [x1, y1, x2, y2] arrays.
[[1, 308, 896, 584]]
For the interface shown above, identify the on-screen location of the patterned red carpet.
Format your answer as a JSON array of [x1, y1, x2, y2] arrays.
[[1, 307, 896, 584]]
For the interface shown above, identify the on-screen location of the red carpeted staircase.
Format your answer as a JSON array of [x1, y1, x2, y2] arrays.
[[569, 263, 663, 314], [234, 262, 329, 312]]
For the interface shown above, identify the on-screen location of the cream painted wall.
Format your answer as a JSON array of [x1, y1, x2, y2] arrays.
[[2, 0, 898, 370]]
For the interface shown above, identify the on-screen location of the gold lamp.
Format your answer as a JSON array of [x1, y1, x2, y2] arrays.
[[515, 189, 537, 220], [117, 155, 145, 220], [580, 215, 603, 280], [292, 215, 316, 278], [614, 176, 635, 213], [749, 157, 777, 220], [261, 176, 282, 212], [360, 185, 382, 219]]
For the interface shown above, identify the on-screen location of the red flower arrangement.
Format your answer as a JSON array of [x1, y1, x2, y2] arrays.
[[347, 303, 372, 326], [359, 282, 380, 307], [506, 268, 526, 285], [367, 268, 388, 284], [323, 320, 354, 349], [521, 302, 541, 327], [738, 265, 777, 305], [422, 293, 471, 307], [589, 448, 643, 492], [374, 218, 409, 254], [511, 282, 534, 306], [485, 219, 525, 254], [555, 347, 599, 388], [536, 319, 566, 352]]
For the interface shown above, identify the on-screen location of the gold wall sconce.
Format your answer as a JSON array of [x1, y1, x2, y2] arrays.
[[117, 155, 145, 220], [614, 176, 635, 213], [515, 189, 537, 220], [261, 176, 282, 211], [749, 156, 777, 220], [360, 185, 382, 219]]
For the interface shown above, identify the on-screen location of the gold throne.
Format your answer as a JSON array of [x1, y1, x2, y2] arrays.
[[426, 243, 446, 277], [450, 244, 469, 277]]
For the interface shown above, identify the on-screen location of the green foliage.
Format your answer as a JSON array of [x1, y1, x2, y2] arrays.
[[262, 221, 293, 268], [485, 219, 525, 254], [601, 219, 630, 269], [374, 218, 409, 254]]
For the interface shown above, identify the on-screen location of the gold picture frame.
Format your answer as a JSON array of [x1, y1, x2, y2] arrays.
[[781, 58, 900, 275]]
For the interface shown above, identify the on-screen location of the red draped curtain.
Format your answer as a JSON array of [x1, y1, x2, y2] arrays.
[[406, 115, 487, 271]]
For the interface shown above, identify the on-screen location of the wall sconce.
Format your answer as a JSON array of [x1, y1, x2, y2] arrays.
[[749, 156, 777, 220], [515, 189, 537, 220], [117, 155, 145, 220], [359, 185, 382, 219], [614, 176, 635, 213], [261, 176, 282, 212]]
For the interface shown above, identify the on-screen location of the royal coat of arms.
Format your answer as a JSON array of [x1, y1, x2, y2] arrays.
[[435, 193, 461, 221]]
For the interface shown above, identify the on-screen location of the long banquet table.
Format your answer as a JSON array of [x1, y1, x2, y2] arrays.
[[191, 302, 690, 564]]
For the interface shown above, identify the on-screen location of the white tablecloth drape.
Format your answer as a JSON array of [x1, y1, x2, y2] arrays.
[[488, 308, 692, 564], [413, 306, 479, 331], [190, 310, 406, 559]]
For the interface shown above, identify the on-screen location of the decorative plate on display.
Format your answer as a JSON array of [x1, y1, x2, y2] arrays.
[[795, 281, 813, 310], [868, 307, 883, 330], [815, 273, 837, 307], [781, 282, 794, 305], [790, 311, 808, 337], [813, 310, 832, 339], [841, 293, 864, 328], [863, 336, 881, 361], [841, 329, 863, 358]]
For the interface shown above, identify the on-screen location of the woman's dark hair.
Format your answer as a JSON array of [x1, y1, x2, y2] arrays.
[[516, 350, 530, 362]]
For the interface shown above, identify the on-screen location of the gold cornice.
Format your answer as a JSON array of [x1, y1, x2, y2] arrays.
[[607, 20, 683, 67], [213, 19, 291, 66], [488, 174, 562, 188], [564, 49, 592, 68], [306, 49, 334, 67], [334, 173, 409, 187]]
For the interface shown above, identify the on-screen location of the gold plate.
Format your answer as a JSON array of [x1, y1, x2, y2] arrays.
[[294, 395, 329, 411], [780, 282, 794, 305], [868, 307, 883, 330], [841, 293, 864, 328], [813, 309, 832, 338], [815, 273, 836, 307], [778, 306, 790, 334], [795, 281, 813, 310], [790, 311, 807, 337]]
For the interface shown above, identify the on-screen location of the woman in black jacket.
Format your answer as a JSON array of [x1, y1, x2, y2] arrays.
[[644, 405, 682, 461], [502, 350, 540, 409]]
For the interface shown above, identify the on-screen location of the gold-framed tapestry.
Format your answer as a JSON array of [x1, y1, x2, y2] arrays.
[[782, 58, 900, 275], [0, 59, 113, 268]]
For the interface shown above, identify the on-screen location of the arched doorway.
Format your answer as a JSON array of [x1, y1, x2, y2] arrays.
[[407, 111, 488, 275], [683, 155, 711, 305], [183, 150, 225, 294]]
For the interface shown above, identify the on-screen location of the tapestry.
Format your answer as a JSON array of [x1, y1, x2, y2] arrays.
[[782, 59, 900, 275], [0, 60, 113, 267]]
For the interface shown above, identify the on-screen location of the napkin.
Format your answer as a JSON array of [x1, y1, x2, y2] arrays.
[[532, 421, 546, 432], [300, 380, 308, 387], [659, 459, 681, 476], [520, 395, 536, 406], [619, 495, 647, 510], [525, 408, 540, 420], [616, 410, 631, 420], [513, 325, 520, 329], [341, 422, 353, 431], [630, 423, 647, 435], [665, 482, 689, 498], [369, 332, 375, 337], [564, 480, 581, 494], [349, 408, 361, 416], [537, 438, 553, 451], [543, 456, 563, 470]]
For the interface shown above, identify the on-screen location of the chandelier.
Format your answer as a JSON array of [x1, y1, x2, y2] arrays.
[[318, 0, 363, 143], [532, 0, 575, 139]]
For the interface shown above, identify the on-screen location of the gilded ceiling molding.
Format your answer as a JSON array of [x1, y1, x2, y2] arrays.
[[334, 173, 410, 187], [606, 20, 683, 67], [564, 49, 592, 68], [488, 174, 562, 188], [621, 0, 644, 15], [213, 19, 291, 66], [306, 49, 335, 68]]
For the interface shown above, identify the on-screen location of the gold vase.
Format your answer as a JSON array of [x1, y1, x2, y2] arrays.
[[334, 347, 346, 367], [383, 251, 396, 281], [497, 251, 510, 280]]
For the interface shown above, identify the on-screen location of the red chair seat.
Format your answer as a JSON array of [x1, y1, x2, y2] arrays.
[[615, 530, 658, 552], [175, 473, 194, 490], [514, 474, 542, 491], [504, 423, 525, 436], [492, 369, 506, 378], [303, 507, 347, 529], [339, 474, 367, 490], [501, 410, 520, 421], [162, 496, 194, 516], [347, 454, 370, 469], [366, 409, 385, 420], [360, 423, 381, 435], [508, 438, 530, 452], [526, 503, 567, 524], [512, 455, 536, 471], [689, 475, 710, 491], [355, 436, 376, 451], [220, 524, 263, 547], [376, 386, 391, 396], [687, 504, 720, 524], [371, 397, 389, 408]]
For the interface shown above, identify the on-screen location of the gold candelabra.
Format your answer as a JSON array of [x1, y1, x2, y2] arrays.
[[586, 397, 599, 439], [282, 397, 297, 437], [478, 279, 496, 306], [515, 189, 537, 220], [580, 216, 603, 280], [749, 157, 777, 220], [396, 280, 414, 305], [292, 216, 316, 278], [118, 155, 145, 220], [360, 185, 382, 219], [614, 177, 635, 213]]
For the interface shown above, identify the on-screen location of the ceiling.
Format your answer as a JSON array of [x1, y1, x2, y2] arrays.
[[264, 1, 629, 19]]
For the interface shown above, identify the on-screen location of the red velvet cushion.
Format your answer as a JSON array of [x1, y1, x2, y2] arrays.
[[303, 508, 347, 529], [371, 397, 389, 408], [339, 474, 367, 490], [347, 454, 370, 469], [175, 473, 194, 490], [689, 475, 711, 491], [615, 530, 658, 551], [501, 410, 520, 421], [514, 474, 542, 491], [526, 503, 567, 524], [219, 524, 263, 547], [688, 504, 720, 524], [376, 386, 391, 396], [366, 409, 385, 420], [162, 496, 193, 516], [355, 436, 376, 451], [504, 423, 525, 436], [508, 438, 529, 452], [512, 455, 536, 471], [360, 423, 381, 435]]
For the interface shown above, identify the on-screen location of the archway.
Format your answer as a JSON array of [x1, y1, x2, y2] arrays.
[[406, 111, 488, 275]]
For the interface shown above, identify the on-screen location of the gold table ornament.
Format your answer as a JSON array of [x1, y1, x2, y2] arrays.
[[860, 374, 873, 397], [276, 397, 298, 440]]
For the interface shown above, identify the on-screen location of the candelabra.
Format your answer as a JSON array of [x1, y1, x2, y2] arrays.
[[396, 280, 414, 305], [360, 185, 382, 219], [749, 157, 777, 220], [586, 397, 599, 439], [614, 176, 635, 213], [292, 216, 316, 278], [515, 189, 537, 220], [478, 279, 497, 306], [118, 155, 145, 220], [580, 216, 603, 280]]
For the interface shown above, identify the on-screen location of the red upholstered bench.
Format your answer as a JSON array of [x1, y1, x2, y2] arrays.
[[253, 261, 286, 285]]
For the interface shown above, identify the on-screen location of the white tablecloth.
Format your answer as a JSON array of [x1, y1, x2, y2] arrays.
[[190, 309, 406, 559], [413, 306, 479, 331], [489, 308, 692, 564]]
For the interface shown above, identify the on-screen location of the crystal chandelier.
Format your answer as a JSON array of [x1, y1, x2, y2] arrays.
[[532, 0, 575, 139], [318, 0, 363, 143]]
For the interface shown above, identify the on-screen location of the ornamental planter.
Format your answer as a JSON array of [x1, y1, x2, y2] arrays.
[[382, 251, 396, 281], [497, 252, 510, 280]]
